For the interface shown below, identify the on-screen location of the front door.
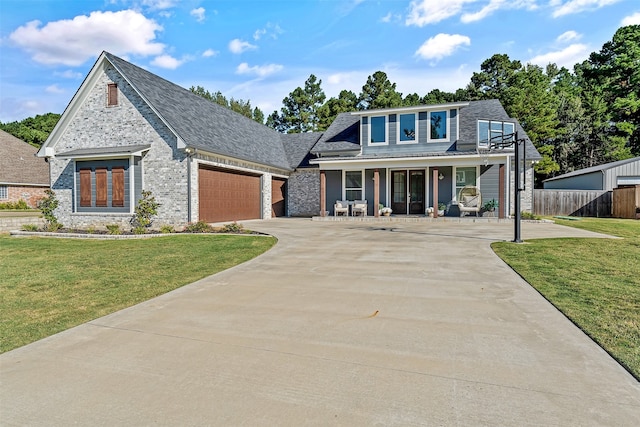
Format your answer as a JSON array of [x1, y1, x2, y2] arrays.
[[391, 170, 425, 215]]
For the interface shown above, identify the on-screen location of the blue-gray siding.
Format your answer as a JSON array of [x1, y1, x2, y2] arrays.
[[325, 170, 342, 215]]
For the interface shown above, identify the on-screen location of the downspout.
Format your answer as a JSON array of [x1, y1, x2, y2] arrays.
[[185, 148, 195, 222]]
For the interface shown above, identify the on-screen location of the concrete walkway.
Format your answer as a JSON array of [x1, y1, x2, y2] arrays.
[[1, 219, 639, 426]]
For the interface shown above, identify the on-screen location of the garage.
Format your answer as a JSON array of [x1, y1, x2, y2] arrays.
[[271, 177, 286, 217], [198, 166, 262, 223]]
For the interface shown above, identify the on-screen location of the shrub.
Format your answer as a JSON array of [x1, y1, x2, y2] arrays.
[[21, 224, 39, 231], [86, 226, 97, 234], [184, 221, 213, 233], [221, 222, 244, 233], [0, 200, 29, 210], [521, 211, 540, 220], [160, 225, 175, 234], [37, 190, 62, 230], [132, 226, 146, 235], [130, 190, 160, 230], [106, 224, 122, 235]]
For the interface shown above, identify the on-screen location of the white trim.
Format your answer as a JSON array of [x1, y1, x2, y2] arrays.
[[129, 155, 135, 214], [367, 115, 388, 146], [351, 101, 469, 116], [343, 169, 364, 201], [312, 153, 512, 170], [453, 165, 480, 201], [427, 110, 450, 143], [397, 112, 418, 145]]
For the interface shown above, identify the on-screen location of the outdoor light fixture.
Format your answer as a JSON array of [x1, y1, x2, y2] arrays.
[[438, 173, 444, 180]]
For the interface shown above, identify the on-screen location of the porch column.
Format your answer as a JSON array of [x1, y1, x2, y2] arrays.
[[320, 170, 326, 217], [432, 168, 439, 218], [374, 169, 380, 218], [499, 164, 505, 219]]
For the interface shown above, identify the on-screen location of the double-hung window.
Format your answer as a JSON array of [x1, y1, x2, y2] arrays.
[[0, 185, 7, 200], [478, 120, 515, 148], [455, 166, 478, 199], [345, 170, 363, 201], [398, 113, 417, 143], [369, 116, 387, 145]]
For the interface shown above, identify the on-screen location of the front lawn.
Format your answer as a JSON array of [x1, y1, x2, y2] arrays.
[[492, 218, 640, 380], [0, 234, 275, 353]]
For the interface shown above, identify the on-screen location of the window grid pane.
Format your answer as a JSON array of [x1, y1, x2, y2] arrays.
[[0, 185, 7, 199], [399, 114, 416, 141], [430, 111, 447, 140], [370, 116, 386, 143]]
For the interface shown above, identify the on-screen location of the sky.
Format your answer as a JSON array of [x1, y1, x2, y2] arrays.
[[1, 0, 639, 123]]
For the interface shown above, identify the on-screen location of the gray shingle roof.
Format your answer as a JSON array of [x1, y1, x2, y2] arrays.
[[311, 113, 360, 154], [0, 130, 50, 185], [105, 52, 292, 171], [57, 144, 151, 158], [281, 132, 322, 168]]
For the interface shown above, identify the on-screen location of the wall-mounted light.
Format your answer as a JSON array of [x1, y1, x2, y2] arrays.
[[438, 173, 444, 180]]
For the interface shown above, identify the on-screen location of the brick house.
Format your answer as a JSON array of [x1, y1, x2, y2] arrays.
[[0, 130, 50, 208], [38, 52, 539, 227]]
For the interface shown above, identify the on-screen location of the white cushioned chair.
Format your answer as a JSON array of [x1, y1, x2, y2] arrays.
[[458, 186, 481, 217], [334, 200, 349, 216], [351, 200, 367, 216]]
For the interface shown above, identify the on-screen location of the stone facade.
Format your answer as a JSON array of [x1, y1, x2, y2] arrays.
[[288, 168, 320, 217], [508, 160, 535, 215], [49, 65, 188, 229]]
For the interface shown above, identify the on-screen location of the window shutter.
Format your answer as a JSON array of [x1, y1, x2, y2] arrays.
[[95, 168, 108, 207], [80, 169, 92, 207], [112, 167, 125, 207], [107, 83, 118, 106]]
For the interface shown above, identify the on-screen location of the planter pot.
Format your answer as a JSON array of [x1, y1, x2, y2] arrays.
[[383, 212, 391, 216], [438, 210, 445, 216]]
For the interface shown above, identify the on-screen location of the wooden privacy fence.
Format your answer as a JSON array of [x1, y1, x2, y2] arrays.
[[612, 185, 640, 219], [533, 190, 612, 217]]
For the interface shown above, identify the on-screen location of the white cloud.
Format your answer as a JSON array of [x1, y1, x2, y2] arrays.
[[529, 43, 590, 68], [45, 84, 65, 94], [415, 33, 471, 62], [461, 0, 505, 23], [202, 49, 218, 58], [190, 7, 205, 22], [236, 62, 283, 77], [406, 0, 475, 26], [151, 54, 186, 69], [557, 30, 581, 43], [9, 10, 164, 66], [551, 0, 620, 18], [253, 23, 283, 41], [142, 0, 176, 10], [54, 70, 83, 79], [229, 38, 257, 54], [621, 12, 640, 26]]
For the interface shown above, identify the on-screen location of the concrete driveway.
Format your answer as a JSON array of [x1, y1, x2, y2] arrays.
[[1, 219, 639, 426]]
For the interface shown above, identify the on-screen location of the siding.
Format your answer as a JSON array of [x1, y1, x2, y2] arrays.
[[480, 164, 499, 206], [325, 170, 342, 216], [75, 159, 130, 213], [543, 171, 603, 190]]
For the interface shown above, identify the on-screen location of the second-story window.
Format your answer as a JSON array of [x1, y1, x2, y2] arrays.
[[478, 120, 515, 148], [429, 111, 447, 141], [398, 113, 416, 143], [370, 116, 387, 144]]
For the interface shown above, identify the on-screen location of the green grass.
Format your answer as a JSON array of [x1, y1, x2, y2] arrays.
[[492, 218, 640, 380], [0, 234, 275, 353]]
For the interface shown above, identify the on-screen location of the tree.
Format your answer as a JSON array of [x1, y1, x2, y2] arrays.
[[317, 90, 358, 131], [579, 25, 640, 155], [0, 113, 61, 148], [272, 74, 326, 133], [189, 86, 265, 124], [467, 54, 522, 102], [357, 71, 403, 110]]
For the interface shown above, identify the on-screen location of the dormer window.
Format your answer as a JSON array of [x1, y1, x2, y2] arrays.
[[478, 120, 515, 148], [369, 115, 387, 145], [107, 83, 118, 106]]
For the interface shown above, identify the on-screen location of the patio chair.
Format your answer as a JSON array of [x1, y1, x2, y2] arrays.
[[334, 200, 349, 216], [458, 186, 481, 217], [351, 200, 367, 216]]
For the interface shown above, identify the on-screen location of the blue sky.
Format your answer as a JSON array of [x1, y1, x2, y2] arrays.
[[1, 0, 638, 123]]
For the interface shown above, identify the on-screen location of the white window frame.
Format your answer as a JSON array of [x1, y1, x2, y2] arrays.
[[368, 115, 388, 146], [397, 113, 418, 145], [453, 166, 480, 201], [0, 185, 7, 199], [427, 110, 450, 143], [343, 170, 364, 201]]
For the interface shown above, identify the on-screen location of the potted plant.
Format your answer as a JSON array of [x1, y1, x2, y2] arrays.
[[438, 203, 446, 216], [483, 199, 498, 217], [379, 204, 392, 216], [426, 207, 434, 217]]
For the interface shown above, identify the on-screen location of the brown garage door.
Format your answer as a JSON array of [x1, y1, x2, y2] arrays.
[[198, 166, 261, 223], [271, 177, 286, 217]]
